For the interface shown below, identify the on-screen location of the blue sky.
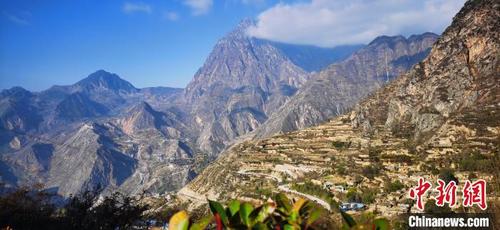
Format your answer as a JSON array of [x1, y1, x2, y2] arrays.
[[0, 0, 464, 91], [0, 0, 278, 91]]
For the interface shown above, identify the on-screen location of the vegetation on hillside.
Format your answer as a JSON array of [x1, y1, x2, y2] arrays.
[[0, 186, 148, 230]]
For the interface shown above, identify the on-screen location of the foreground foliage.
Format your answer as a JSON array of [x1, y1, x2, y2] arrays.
[[168, 193, 390, 230], [169, 193, 323, 230]]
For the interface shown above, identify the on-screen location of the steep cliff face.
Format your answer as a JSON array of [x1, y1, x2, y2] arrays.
[[255, 33, 438, 138], [350, 0, 499, 142], [183, 20, 311, 155], [178, 0, 499, 215]]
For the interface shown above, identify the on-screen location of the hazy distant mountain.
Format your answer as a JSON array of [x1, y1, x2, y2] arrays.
[[55, 92, 109, 120], [255, 32, 438, 138], [268, 41, 364, 72], [0, 87, 41, 132], [0, 71, 195, 196], [73, 70, 139, 94]]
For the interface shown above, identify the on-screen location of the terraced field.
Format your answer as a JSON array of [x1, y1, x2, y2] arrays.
[[177, 114, 499, 217]]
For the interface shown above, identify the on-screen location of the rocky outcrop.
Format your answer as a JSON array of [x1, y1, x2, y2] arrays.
[[350, 0, 499, 141], [255, 33, 438, 138]]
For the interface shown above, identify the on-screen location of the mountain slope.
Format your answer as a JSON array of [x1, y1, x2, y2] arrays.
[[255, 33, 438, 138], [351, 0, 499, 140], [0, 71, 195, 196], [55, 93, 109, 120], [183, 20, 311, 155], [46, 123, 137, 197], [178, 0, 499, 216], [0, 87, 41, 132]]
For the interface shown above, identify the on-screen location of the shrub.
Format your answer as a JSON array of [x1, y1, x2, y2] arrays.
[[385, 180, 405, 193], [360, 188, 377, 204], [168, 193, 324, 230], [0, 186, 148, 230], [438, 168, 458, 184], [362, 164, 382, 179], [291, 182, 337, 208]]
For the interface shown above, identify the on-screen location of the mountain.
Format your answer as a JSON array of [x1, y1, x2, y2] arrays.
[[269, 42, 364, 72], [73, 69, 139, 94], [46, 123, 137, 197], [177, 0, 499, 217], [0, 71, 196, 196], [183, 19, 311, 155], [55, 93, 109, 120], [255, 32, 438, 138], [350, 0, 499, 141], [120, 101, 185, 138], [0, 87, 41, 132]]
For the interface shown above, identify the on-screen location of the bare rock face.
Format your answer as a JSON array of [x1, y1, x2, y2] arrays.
[[183, 20, 311, 155], [255, 33, 438, 138], [350, 0, 499, 141], [46, 123, 136, 197]]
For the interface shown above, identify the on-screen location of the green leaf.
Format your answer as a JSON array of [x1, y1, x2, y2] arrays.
[[252, 222, 270, 230], [340, 211, 357, 228], [292, 198, 307, 214], [189, 216, 213, 230], [208, 200, 229, 226], [168, 211, 189, 230], [252, 203, 276, 223], [240, 202, 255, 227], [227, 200, 241, 217], [283, 224, 300, 230], [373, 218, 390, 230], [275, 193, 292, 213], [288, 198, 306, 223]]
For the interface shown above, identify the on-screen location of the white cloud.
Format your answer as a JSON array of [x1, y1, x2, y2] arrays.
[[247, 0, 466, 47], [240, 0, 266, 5], [163, 11, 179, 21], [183, 0, 213, 15], [123, 2, 152, 14], [3, 11, 30, 25]]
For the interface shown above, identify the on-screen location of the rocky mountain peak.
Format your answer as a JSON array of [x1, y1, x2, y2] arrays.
[[184, 19, 308, 103], [74, 70, 138, 94], [121, 101, 165, 135], [0, 87, 33, 99]]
